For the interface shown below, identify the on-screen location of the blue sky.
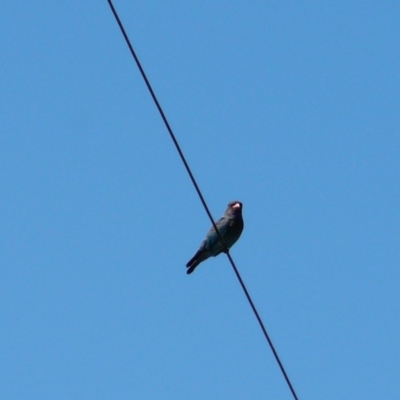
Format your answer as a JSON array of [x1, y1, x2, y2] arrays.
[[1, 2, 399, 399]]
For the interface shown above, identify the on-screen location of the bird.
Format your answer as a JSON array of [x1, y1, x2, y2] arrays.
[[186, 200, 244, 274]]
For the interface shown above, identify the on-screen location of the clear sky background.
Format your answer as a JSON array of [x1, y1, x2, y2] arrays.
[[1, 2, 399, 399]]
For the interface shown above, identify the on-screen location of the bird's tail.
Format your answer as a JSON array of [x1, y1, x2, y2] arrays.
[[186, 249, 208, 274]]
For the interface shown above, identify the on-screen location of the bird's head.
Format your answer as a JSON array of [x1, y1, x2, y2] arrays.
[[226, 200, 243, 216]]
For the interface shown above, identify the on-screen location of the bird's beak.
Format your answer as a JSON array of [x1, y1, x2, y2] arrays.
[[232, 203, 241, 209]]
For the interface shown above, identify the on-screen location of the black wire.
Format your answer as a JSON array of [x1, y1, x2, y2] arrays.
[[106, 2, 299, 399]]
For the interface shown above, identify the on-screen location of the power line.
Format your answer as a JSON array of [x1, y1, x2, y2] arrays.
[[106, 2, 299, 399]]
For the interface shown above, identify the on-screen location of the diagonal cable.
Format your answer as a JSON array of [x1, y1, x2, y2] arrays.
[[106, 1, 299, 399]]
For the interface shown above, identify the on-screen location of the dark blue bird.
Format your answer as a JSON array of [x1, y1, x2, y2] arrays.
[[186, 201, 244, 274]]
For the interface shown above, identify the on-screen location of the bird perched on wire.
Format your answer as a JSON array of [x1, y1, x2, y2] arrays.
[[186, 201, 244, 274]]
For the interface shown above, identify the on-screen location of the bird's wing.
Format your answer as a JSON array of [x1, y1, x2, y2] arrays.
[[204, 216, 229, 250]]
